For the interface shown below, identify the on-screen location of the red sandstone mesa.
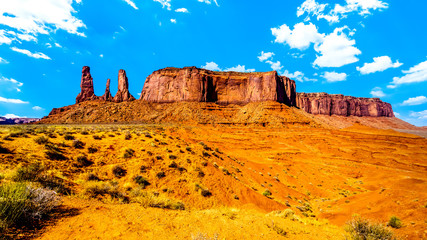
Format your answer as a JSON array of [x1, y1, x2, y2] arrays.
[[140, 67, 296, 105], [76, 66, 96, 103], [113, 69, 135, 102], [73, 66, 393, 118], [296, 92, 394, 117]]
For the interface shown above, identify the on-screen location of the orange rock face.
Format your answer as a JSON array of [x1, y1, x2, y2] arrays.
[[113, 69, 135, 102], [100, 78, 113, 101], [296, 92, 394, 117], [140, 67, 296, 106], [76, 66, 96, 103]]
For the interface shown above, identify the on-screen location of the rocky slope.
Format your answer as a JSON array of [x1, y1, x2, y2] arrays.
[[140, 67, 296, 106], [297, 92, 394, 117]]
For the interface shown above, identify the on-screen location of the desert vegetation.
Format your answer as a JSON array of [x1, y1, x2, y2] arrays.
[[0, 124, 425, 239]]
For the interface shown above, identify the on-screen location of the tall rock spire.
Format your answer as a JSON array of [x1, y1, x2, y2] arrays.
[[101, 78, 113, 101], [113, 69, 135, 102], [76, 66, 96, 103]]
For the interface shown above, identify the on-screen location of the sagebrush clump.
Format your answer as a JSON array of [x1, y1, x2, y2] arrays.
[[346, 216, 397, 240]]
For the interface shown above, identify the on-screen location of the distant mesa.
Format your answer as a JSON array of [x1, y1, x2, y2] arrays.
[[297, 92, 394, 117], [72, 66, 394, 118], [0, 117, 39, 125]]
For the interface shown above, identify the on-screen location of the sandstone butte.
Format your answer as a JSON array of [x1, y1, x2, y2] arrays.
[[72, 66, 394, 118]]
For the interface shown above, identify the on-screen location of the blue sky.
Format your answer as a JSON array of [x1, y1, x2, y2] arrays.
[[0, 0, 426, 126]]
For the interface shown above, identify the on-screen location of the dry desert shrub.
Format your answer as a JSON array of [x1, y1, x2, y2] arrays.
[[387, 216, 402, 229], [191, 233, 219, 240], [81, 181, 128, 202], [130, 189, 185, 210], [0, 183, 60, 232], [346, 216, 398, 240], [112, 165, 127, 178], [34, 136, 50, 145]]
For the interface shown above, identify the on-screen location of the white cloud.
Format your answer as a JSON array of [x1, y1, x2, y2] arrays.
[[370, 87, 385, 98], [3, 113, 22, 118], [224, 65, 255, 73], [271, 22, 324, 50], [258, 51, 274, 62], [154, 0, 172, 10], [357, 56, 402, 74], [296, 0, 339, 23], [0, 57, 9, 64], [401, 96, 427, 106], [0, 96, 29, 104], [290, 52, 305, 59], [297, 0, 388, 23], [99, 54, 104, 58], [394, 112, 400, 117], [282, 70, 317, 82], [170, 19, 177, 23], [389, 60, 427, 88], [321, 71, 347, 82], [123, 0, 138, 9], [201, 62, 255, 72], [175, 8, 189, 13], [0, 0, 86, 44], [265, 61, 283, 71], [198, 0, 219, 7], [313, 27, 361, 67], [335, 0, 389, 16], [32, 106, 44, 110], [0, 76, 24, 92], [55, 43, 62, 48], [410, 110, 427, 119], [202, 62, 221, 71], [11, 47, 51, 60]]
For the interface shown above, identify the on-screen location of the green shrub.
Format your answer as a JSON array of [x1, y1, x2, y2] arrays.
[[64, 134, 75, 140], [0, 144, 10, 154], [156, 171, 165, 179], [388, 216, 402, 229], [123, 148, 135, 158], [133, 175, 150, 188], [168, 161, 178, 168], [0, 183, 60, 231], [124, 132, 132, 140], [112, 165, 126, 178], [200, 189, 212, 197], [88, 146, 98, 153], [263, 189, 272, 197], [75, 154, 93, 167], [169, 155, 177, 160], [346, 217, 397, 240], [72, 139, 85, 149], [195, 167, 205, 177], [45, 144, 66, 160], [12, 163, 43, 182], [34, 136, 50, 145], [92, 135, 102, 140]]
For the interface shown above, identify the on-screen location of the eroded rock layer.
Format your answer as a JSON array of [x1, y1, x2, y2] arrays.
[[296, 92, 394, 117], [140, 67, 296, 106]]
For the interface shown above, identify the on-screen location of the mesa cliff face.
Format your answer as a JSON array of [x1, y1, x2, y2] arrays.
[[72, 66, 394, 119], [296, 92, 394, 117], [140, 67, 296, 106]]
